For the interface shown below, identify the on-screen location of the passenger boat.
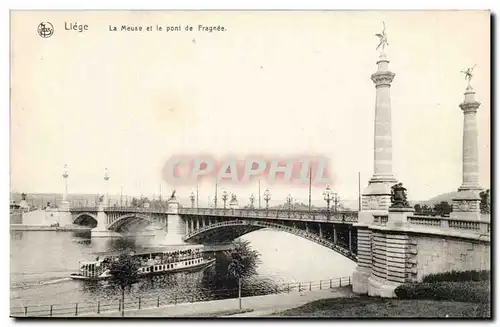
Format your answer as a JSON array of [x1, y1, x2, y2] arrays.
[[70, 244, 215, 281]]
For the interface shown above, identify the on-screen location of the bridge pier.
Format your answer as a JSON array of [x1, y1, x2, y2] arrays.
[[57, 201, 73, 226], [158, 198, 186, 245], [91, 204, 121, 238]]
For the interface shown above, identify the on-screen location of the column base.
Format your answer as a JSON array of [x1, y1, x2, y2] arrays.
[[368, 275, 399, 298], [352, 268, 371, 294], [57, 211, 73, 226], [59, 201, 70, 211], [451, 190, 481, 221], [91, 229, 122, 238], [369, 174, 397, 184]]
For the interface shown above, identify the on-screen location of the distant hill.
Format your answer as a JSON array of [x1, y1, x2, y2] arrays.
[[9, 192, 160, 208], [418, 189, 489, 207], [421, 192, 459, 206]]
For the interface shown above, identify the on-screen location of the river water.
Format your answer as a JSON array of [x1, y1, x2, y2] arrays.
[[10, 229, 356, 312]]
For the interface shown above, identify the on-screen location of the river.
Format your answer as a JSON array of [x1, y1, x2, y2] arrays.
[[10, 229, 356, 311]]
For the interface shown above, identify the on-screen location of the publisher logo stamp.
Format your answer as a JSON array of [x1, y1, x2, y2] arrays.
[[37, 22, 54, 38]]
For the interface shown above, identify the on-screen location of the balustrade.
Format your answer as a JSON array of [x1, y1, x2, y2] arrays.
[[406, 216, 489, 235], [178, 207, 357, 223]]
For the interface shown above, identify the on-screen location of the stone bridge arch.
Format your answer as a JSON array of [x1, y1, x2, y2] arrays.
[[73, 213, 98, 228], [183, 219, 357, 262]]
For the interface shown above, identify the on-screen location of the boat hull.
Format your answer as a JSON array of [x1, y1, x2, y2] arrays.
[[70, 258, 216, 281]]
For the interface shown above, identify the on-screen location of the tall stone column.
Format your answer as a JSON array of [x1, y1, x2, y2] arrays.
[[359, 52, 398, 224], [58, 164, 72, 226], [62, 164, 69, 203], [451, 85, 482, 221], [103, 168, 110, 208], [354, 51, 398, 294]]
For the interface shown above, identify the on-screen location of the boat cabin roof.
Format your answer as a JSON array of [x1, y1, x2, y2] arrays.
[[90, 244, 204, 258]]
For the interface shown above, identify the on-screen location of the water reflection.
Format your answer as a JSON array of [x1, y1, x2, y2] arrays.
[[10, 230, 357, 308]]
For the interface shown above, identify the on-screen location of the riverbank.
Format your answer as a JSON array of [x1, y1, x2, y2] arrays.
[[76, 287, 354, 317], [10, 224, 91, 232], [272, 296, 491, 318]]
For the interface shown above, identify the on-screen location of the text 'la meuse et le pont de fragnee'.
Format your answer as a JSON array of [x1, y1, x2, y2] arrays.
[[64, 22, 226, 33]]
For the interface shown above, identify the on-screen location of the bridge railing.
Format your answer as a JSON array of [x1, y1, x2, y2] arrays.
[[373, 214, 490, 235], [179, 207, 358, 223], [70, 207, 168, 213], [69, 206, 358, 222], [10, 276, 352, 317], [70, 207, 99, 212]]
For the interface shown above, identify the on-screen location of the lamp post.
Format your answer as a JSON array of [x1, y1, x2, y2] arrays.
[[222, 190, 228, 209], [263, 188, 271, 210], [249, 193, 255, 209], [333, 192, 340, 214], [286, 194, 293, 215], [189, 192, 195, 208], [323, 185, 333, 211]]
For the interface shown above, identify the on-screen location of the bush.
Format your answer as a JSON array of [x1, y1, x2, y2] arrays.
[[422, 270, 490, 283], [394, 281, 490, 303]]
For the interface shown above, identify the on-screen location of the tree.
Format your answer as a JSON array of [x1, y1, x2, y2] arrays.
[[227, 240, 261, 310], [433, 201, 452, 216], [480, 189, 490, 214], [228, 252, 244, 310], [131, 197, 139, 207], [108, 253, 141, 317], [414, 204, 422, 213], [421, 204, 433, 216]]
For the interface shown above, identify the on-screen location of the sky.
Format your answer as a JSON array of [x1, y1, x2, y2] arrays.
[[10, 10, 490, 206]]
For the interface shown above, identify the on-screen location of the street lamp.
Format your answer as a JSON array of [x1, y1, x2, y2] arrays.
[[286, 194, 293, 211], [323, 185, 333, 211], [222, 190, 229, 209], [263, 188, 271, 210], [333, 192, 340, 214], [249, 193, 255, 209], [189, 192, 196, 208]]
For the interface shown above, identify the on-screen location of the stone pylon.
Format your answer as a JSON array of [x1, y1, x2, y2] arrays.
[[451, 85, 482, 220], [353, 51, 398, 294], [359, 51, 398, 223], [58, 164, 72, 226], [103, 168, 110, 208], [160, 195, 186, 245], [59, 164, 70, 210]]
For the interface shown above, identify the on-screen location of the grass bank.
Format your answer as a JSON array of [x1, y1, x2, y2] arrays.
[[273, 295, 490, 318]]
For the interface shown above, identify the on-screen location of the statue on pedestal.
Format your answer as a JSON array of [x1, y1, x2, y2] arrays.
[[461, 64, 476, 87], [390, 183, 410, 208], [169, 190, 177, 201], [375, 21, 389, 53]]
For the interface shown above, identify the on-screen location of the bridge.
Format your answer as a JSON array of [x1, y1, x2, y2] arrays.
[[16, 45, 491, 299], [68, 206, 359, 261]]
